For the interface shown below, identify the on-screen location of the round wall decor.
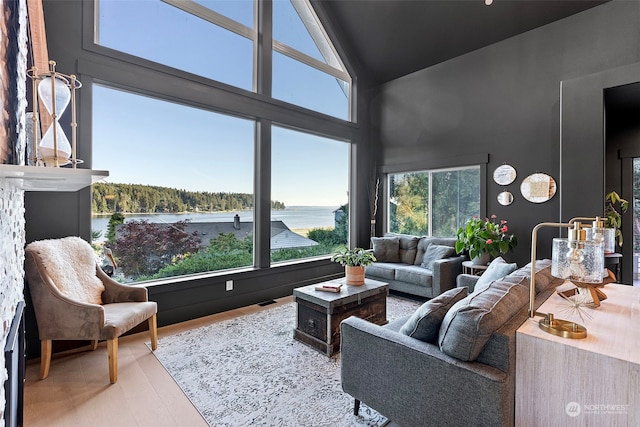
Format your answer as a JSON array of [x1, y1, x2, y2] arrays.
[[497, 191, 514, 206], [493, 164, 517, 186], [520, 173, 556, 203]]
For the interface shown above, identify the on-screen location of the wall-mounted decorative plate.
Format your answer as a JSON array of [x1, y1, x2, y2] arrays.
[[493, 164, 517, 186], [497, 191, 514, 206], [520, 173, 556, 203]]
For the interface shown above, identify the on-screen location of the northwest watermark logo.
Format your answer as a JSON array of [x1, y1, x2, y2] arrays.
[[566, 401, 630, 417], [566, 402, 581, 417]]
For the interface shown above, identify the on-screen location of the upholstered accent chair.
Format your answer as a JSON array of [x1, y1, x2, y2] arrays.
[[25, 236, 158, 384]]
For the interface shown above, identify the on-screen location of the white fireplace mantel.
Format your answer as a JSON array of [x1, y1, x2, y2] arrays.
[[0, 164, 108, 192]]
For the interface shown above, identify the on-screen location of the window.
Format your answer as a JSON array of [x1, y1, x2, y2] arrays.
[[96, 0, 255, 91], [388, 167, 480, 237], [272, 0, 351, 120], [95, 0, 352, 120], [271, 126, 349, 263], [92, 84, 255, 283], [88, 0, 353, 284]]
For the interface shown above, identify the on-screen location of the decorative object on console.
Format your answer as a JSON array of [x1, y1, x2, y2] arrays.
[[27, 60, 82, 167], [520, 172, 556, 203], [604, 190, 628, 248], [331, 246, 376, 285], [455, 214, 517, 262], [529, 221, 604, 339]]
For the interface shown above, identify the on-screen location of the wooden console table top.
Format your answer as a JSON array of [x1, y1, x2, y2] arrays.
[[516, 283, 640, 426]]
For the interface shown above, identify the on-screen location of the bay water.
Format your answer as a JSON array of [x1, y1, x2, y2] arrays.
[[91, 205, 340, 241]]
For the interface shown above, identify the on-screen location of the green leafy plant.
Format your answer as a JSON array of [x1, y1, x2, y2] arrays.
[[604, 191, 629, 246], [331, 247, 376, 267], [455, 215, 517, 260]]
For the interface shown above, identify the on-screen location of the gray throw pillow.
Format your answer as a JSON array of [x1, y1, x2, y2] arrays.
[[371, 237, 400, 263], [438, 274, 529, 361], [397, 235, 419, 264], [420, 244, 456, 270], [472, 256, 518, 293], [400, 287, 468, 343]]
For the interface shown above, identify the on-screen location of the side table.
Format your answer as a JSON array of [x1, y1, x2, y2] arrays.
[[516, 283, 640, 426], [462, 260, 488, 276], [293, 278, 388, 356]]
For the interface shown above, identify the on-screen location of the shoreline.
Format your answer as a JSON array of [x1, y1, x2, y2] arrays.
[[92, 206, 340, 218]]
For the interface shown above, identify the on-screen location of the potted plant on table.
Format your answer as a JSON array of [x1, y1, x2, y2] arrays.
[[604, 191, 629, 250], [455, 215, 518, 265], [331, 247, 377, 285]]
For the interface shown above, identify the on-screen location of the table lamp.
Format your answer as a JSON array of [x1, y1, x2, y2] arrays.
[[529, 221, 604, 339]]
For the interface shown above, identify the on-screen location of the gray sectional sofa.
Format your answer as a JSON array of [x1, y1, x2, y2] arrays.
[[365, 233, 464, 298], [341, 259, 560, 427]]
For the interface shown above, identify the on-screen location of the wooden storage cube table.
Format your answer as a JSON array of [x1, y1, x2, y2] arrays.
[[293, 278, 389, 356]]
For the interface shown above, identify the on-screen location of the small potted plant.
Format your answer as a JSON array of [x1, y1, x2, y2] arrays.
[[331, 247, 376, 285], [604, 191, 629, 249], [455, 215, 517, 265]]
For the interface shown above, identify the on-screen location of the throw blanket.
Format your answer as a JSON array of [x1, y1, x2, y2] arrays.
[[27, 236, 104, 305]]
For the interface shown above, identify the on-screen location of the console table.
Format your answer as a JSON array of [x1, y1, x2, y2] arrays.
[[516, 284, 640, 426], [293, 278, 388, 356]]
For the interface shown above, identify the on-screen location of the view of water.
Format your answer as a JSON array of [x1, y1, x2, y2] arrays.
[[91, 206, 340, 241]]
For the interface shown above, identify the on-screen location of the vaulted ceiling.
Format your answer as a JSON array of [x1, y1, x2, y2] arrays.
[[315, 0, 610, 85]]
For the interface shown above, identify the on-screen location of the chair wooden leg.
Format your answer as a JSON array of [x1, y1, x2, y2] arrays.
[[149, 314, 158, 351], [40, 340, 52, 379], [107, 338, 118, 384], [90, 340, 98, 350]]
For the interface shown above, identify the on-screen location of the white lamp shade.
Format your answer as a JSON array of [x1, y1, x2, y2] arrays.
[[551, 238, 604, 283]]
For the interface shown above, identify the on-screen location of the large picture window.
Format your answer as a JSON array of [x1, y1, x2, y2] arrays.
[[95, 0, 352, 120], [87, 0, 354, 285], [96, 0, 255, 91], [388, 167, 480, 237], [92, 84, 256, 283], [271, 126, 349, 263]]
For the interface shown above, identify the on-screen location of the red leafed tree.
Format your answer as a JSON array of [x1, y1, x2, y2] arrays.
[[113, 219, 201, 277]]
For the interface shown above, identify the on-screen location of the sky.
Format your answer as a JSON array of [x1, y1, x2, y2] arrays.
[[92, 0, 349, 207]]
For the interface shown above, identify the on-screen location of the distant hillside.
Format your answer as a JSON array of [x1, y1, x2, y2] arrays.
[[92, 182, 285, 214]]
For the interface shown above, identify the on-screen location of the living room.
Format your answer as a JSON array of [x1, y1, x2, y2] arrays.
[[2, 0, 640, 425]]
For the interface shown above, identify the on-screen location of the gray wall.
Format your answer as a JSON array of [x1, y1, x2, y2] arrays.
[[371, 0, 640, 268]]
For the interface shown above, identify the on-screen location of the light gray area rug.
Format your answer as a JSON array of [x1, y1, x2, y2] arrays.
[[150, 294, 422, 426]]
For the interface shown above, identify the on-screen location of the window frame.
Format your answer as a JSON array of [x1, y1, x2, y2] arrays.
[[385, 165, 484, 237], [79, 0, 357, 284], [89, 0, 352, 120]]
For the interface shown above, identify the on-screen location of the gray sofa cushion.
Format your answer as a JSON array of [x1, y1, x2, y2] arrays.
[[420, 244, 456, 270], [438, 273, 529, 361], [394, 265, 433, 287], [372, 236, 401, 262], [398, 235, 419, 264], [414, 237, 457, 266], [383, 233, 420, 264], [472, 256, 518, 293], [511, 259, 558, 293], [400, 287, 468, 343], [364, 262, 398, 280]]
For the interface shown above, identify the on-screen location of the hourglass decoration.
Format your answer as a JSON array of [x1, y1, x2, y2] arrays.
[[27, 60, 82, 167]]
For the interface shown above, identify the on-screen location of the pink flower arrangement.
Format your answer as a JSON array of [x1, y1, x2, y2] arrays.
[[455, 215, 518, 259]]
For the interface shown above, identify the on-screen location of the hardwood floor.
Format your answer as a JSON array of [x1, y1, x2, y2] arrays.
[[24, 296, 294, 427]]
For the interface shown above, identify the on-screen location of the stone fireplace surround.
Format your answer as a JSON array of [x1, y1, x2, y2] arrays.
[[0, 183, 26, 424]]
